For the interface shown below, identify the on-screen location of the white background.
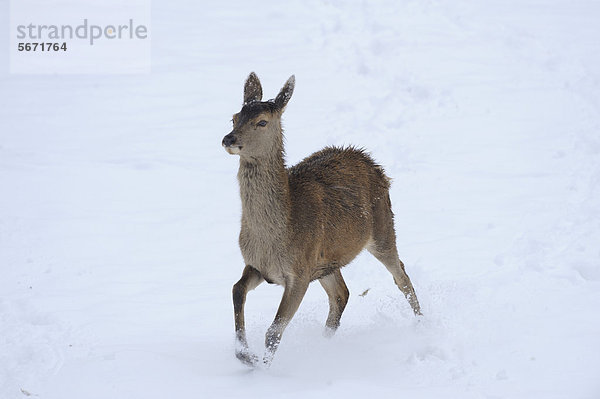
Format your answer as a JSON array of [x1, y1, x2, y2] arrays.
[[1, 0, 599, 398]]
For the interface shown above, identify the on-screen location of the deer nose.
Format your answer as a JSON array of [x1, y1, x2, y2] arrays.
[[222, 133, 237, 147]]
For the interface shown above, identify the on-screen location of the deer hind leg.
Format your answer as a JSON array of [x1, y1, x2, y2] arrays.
[[232, 265, 264, 366], [369, 195, 422, 316], [369, 247, 422, 315], [263, 276, 309, 366], [319, 269, 350, 335]]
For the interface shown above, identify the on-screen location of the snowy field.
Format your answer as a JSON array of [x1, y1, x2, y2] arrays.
[[2, 0, 600, 398]]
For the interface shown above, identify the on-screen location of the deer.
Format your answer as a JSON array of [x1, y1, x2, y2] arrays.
[[222, 72, 422, 367]]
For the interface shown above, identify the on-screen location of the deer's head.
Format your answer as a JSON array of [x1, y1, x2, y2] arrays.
[[222, 72, 295, 158]]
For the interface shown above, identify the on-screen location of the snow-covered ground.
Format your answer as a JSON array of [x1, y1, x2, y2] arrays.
[[2, 0, 600, 397]]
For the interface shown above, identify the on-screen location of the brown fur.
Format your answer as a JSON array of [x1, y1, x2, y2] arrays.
[[222, 72, 421, 367]]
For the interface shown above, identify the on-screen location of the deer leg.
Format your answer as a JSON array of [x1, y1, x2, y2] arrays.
[[370, 195, 422, 315], [370, 249, 422, 316], [263, 277, 309, 366], [319, 269, 350, 335], [232, 265, 264, 366]]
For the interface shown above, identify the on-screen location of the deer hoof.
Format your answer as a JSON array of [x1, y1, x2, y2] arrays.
[[236, 349, 259, 367], [262, 349, 276, 368]]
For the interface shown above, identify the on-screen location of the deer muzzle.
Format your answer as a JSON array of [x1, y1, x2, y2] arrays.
[[222, 132, 242, 154]]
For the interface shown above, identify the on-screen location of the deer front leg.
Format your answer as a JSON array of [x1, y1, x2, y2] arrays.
[[263, 277, 309, 366], [232, 265, 264, 366]]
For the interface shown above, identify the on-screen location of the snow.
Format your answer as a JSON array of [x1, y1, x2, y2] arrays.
[[2, 0, 600, 398]]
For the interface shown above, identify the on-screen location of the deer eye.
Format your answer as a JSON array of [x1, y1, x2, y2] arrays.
[[257, 120, 268, 127]]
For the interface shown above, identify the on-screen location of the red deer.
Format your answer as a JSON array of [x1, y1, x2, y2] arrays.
[[222, 73, 421, 367]]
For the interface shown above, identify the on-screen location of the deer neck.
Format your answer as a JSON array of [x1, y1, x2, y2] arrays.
[[238, 151, 291, 237]]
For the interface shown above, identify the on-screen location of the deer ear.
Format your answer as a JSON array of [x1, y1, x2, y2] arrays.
[[243, 72, 263, 104], [274, 75, 295, 110]]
